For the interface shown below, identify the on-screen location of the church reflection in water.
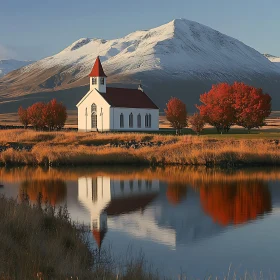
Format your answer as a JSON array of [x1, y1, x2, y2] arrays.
[[78, 177, 160, 248], [15, 172, 273, 249]]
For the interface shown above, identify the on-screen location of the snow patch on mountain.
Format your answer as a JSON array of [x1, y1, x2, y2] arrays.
[[0, 59, 34, 77], [264, 53, 280, 70], [16, 19, 280, 84]]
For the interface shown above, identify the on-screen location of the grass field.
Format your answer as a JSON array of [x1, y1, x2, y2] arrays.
[[0, 129, 280, 167]]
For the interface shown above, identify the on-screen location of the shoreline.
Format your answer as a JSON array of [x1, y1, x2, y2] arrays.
[[1, 129, 280, 167]]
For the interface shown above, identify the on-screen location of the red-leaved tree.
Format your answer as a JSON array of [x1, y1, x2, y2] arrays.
[[27, 102, 46, 130], [197, 83, 235, 133], [165, 97, 187, 134], [189, 112, 206, 135], [18, 106, 29, 129], [232, 82, 271, 132], [43, 99, 67, 131]]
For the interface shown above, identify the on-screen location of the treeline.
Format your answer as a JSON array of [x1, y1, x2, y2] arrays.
[[18, 99, 67, 131], [165, 82, 272, 134]]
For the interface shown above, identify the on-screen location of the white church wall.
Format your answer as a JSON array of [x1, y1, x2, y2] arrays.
[[110, 107, 159, 131], [77, 90, 111, 132]]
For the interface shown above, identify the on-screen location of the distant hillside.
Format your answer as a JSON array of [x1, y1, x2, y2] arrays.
[[1, 19, 280, 113], [0, 59, 34, 77]]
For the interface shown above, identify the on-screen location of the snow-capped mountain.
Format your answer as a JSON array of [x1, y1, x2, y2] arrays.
[[1, 18, 280, 112], [0, 59, 33, 77], [264, 53, 280, 69]]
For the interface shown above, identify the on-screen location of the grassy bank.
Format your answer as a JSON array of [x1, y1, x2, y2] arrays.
[[0, 195, 159, 280], [0, 130, 280, 167]]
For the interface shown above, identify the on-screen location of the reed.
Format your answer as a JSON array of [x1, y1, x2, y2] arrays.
[[0, 129, 280, 166], [0, 195, 160, 280]]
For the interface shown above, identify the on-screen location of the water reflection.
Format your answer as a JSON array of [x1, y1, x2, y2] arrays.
[[78, 177, 159, 248], [166, 183, 188, 205], [200, 181, 272, 226], [0, 166, 279, 277], [20, 179, 67, 206]]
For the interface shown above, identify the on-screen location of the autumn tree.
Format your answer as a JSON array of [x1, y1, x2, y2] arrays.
[[43, 99, 67, 131], [197, 83, 235, 133], [165, 97, 187, 134], [189, 112, 206, 135], [18, 106, 29, 129], [232, 82, 271, 133], [27, 102, 46, 130]]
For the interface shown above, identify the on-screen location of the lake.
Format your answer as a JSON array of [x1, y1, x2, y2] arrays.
[[1, 166, 280, 278]]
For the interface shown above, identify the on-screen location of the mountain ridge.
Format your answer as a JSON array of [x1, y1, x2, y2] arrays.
[[0, 59, 34, 77], [0, 18, 280, 112]]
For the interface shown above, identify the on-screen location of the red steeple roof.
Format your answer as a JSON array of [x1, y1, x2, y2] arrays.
[[89, 56, 107, 77]]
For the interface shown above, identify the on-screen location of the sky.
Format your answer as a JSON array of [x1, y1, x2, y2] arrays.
[[0, 0, 279, 61]]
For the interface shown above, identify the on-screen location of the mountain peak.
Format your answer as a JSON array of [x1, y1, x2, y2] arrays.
[[1, 18, 280, 111]]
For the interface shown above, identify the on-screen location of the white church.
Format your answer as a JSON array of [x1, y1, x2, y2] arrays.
[[76, 57, 159, 132]]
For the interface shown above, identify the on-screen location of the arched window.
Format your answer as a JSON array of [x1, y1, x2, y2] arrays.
[[120, 113, 124, 128], [145, 114, 149, 128], [91, 103, 97, 129], [92, 77, 97, 85], [148, 114, 152, 128], [129, 113, 133, 128], [137, 114, 141, 128]]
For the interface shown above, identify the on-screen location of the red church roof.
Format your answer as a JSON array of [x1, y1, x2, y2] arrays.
[[99, 87, 159, 109], [89, 56, 107, 77]]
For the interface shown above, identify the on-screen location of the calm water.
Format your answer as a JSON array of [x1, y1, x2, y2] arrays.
[[1, 166, 280, 278]]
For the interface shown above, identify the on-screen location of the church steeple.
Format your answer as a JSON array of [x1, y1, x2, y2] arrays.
[[89, 56, 107, 93]]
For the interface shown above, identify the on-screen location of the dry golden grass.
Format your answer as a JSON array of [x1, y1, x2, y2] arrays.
[[0, 195, 94, 279], [0, 129, 280, 166], [0, 195, 160, 280]]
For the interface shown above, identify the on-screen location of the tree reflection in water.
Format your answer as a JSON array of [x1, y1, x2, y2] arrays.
[[20, 179, 67, 206], [200, 181, 272, 226], [166, 183, 188, 205]]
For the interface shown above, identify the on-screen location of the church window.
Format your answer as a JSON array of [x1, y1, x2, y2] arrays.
[[92, 77, 97, 85], [100, 77, 104, 85], [145, 114, 149, 128], [129, 113, 133, 128], [137, 114, 141, 128], [120, 113, 124, 128], [148, 114, 152, 128]]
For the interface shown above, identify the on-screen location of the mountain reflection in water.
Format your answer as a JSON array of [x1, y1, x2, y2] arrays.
[[0, 166, 279, 277]]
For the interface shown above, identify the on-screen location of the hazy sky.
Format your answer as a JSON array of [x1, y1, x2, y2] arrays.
[[1, 0, 279, 60]]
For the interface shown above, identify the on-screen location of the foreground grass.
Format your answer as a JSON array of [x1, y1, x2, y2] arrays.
[[0, 195, 159, 280], [0, 130, 280, 167]]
